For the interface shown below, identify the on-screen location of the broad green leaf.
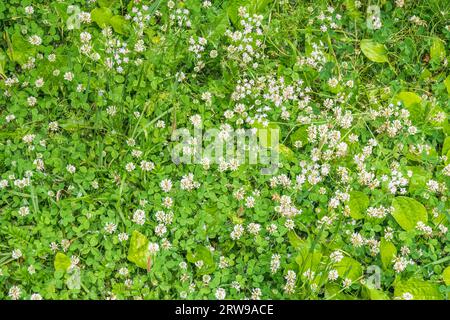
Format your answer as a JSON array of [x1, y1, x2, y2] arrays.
[[430, 37, 446, 63], [394, 91, 422, 108], [127, 230, 150, 269], [345, 0, 362, 20], [54, 252, 71, 272], [391, 196, 427, 231], [253, 122, 280, 148], [186, 245, 216, 275], [295, 240, 323, 274], [91, 7, 113, 28], [394, 277, 443, 300], [325, 284, 358, 300], [54, 2, 69, 20], [7, 32, 35, 65], [98, 0, 116, 7], [406, 144, 439, 163], [444, 75, 450, 95], [406, 166, 431, 193], [210, 13, 229, 41], [109, 15, 127, 34], [348, 191, 369, 220], [363, 286, 390, 300], [394, 91, 424, 122], [420, 68, 432, 80], [334, 257, 363, 281], [0, 49, 6, 77], [287, 231, 304, 249], [290, 125, 309, 147], [277, 144, 295, 162], [442, 137, 450, 156], [443, 266, 450, 286], [360, 39, 389, 63], [380, 238, 397, 269]]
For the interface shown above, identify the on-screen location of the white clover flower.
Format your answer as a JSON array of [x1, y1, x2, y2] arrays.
[[66, 164, 76, 174], [18, 206, 30, 217], [132, 209, 146, 225], [64, 72, 74, 81], [402, 292, 414, 300], [104, 222, 117, 234], [80, 32, 92, 43], [215, 288, 226, 300], [12, 249, 22, 260], [118, 233, 129, 242], [35, 78, 45, 87], [148, 242, 160, 254], [25, 6, 34, 15], [160, 179, 172, 192], [28, 35, 42, 45], [125, 162, 136, 172], [8, 286, 21, 300]]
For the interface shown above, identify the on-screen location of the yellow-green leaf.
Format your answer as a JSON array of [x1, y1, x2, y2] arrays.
[[363, 286, 390, 300], [394, 91, 422, 107], [295, 240, 323, 274], [406, 166, 431, 193], [391, 196, 427, 231], [325, 283, 358, 300], [290, 125, 309, 147], [253, 122, 280, 148], [344, 0, 362, 20], [348, 191, 369, 220], [442, 137, 450, 157], [91, 7, 113, 28], [380, 238, 397, 269], [394, 91, 424, 122], [7, 32, 36, 64], [98, 0, 116, 7], [186, 245, 216, 275], [110, 15, 128, 34], [0, 50, 6, 77], [443, 266, 450, 286], [444, 75, 450, 95], [360, 39, 389, 63], [54, 252, 71, 272], [430, 37, 446, 63], [287, 231, 304, 248], [127, 230, 150, 269], [277, 144, 295, 162], [334, 257, 363, 281], [394, 277, 443, 300]]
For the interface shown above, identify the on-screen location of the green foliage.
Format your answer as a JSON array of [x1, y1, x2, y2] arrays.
[[430, 37, 446, 64], [348, 191, 369, 220], [443, 266, 450, 286], [391, 197, 428, 231], [127, 231, 150, 270], [380, 238, 397, 269], [334, 257, 363, 281], [360, 39, 389, 63], [0, 0, 448, 301], [54, 253, 71, 272], [394, 278, 443, 300], [91, 7, 113, 29]]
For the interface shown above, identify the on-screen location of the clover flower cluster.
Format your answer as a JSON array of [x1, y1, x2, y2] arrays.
[[225, 7, 265, 69]]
